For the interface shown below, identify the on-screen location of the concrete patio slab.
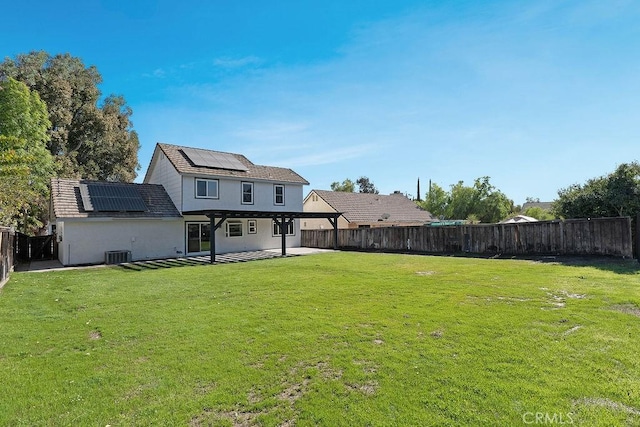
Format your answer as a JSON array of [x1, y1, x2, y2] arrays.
[[18, 248, 335, 273]]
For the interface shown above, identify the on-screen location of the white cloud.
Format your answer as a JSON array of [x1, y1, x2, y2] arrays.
[[232, 120, 311, 141], [272, 144, 377, 168], [213, 56, 262, 68], [141, 68, 167, 78]]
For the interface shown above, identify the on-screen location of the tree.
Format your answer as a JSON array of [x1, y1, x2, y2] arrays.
[[417, 176, 513, 223], [0, 51, 140, 181], [0, 77, 54, 233], [356, 176, 379, 194], [331, 179, 355, 192], [418, 182, 448, 218], [522, 206, 555, 221], [554, 162, 640, 219]]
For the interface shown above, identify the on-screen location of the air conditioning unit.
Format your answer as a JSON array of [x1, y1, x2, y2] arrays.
[[105, 250, 132, 264]]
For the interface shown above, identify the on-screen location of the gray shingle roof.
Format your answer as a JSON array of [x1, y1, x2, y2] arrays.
[[51, 178, 182, 219], [144, 143, 309, 185], [311, 190, 434, 224]]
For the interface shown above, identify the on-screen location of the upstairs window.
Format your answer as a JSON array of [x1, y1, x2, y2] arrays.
[[195, 178, 219, 199], [242, 182, 253, 204], [274, 185, 285, 205]]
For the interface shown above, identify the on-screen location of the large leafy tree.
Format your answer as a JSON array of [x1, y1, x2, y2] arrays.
[[0, 51, 140, 181], [522, 206, 556, 221], [418, 176, 513, 223], [0, 77, 54, 233], [330, 178, 356, 192], [419, 182, 448, 218], [331, 176, 379, 193], [356, 176, 379, 194], [453, 177, 513, 223], [554, 162, 640, 218]]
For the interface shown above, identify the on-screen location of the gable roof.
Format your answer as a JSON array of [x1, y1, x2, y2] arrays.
[[500, 215, 539, 224], [144, 143, 309, 185], [51, 178, 182, 219], [308, 190, 434, 224]]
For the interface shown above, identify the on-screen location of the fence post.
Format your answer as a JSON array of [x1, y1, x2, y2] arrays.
[[636, 213, 639, 262]]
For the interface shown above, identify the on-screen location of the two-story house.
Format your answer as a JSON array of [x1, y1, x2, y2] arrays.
[[50, 143, 339, 266], [144, 143, 315, 259]]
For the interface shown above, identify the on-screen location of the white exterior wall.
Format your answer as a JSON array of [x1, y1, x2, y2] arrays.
[[183, 216, 301, 255], [181, 176, 304, 213], [56, 218, 184, 266], [144, 151, 183, 211]]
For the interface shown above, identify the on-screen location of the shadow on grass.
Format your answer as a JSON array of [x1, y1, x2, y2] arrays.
[[337, 247, 640, 275], [118, 258, 209, 272], [116, 251, 288, 272], [516, 255, 640, 275]]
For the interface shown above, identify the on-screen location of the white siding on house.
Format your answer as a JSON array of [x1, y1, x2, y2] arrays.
[[181, 177, 304, 213], [183, 216, 301, 255], [57, 218, 184, 266], [145, 151, 183, 211]]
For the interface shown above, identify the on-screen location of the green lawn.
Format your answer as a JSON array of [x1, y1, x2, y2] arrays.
[[1, 252, 639, 426]]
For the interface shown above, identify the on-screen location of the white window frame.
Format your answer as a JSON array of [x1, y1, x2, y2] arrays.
[[225, 221, 243, 238], [248, 220, 257, 234], [241, 182, 254, 205], [186, 222, 211, 253], [274, 184, 285, 206], [195, 178, 219, 199], [273, 220, 295, 236]]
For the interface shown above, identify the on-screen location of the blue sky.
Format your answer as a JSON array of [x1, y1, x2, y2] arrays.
[[2, 0, 639, 204]]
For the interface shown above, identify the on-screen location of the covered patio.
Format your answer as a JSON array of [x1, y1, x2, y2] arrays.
[[181, 209, 342, 263]]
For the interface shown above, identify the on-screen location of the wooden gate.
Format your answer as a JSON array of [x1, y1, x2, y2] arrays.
[[16, 233, 57, 262]]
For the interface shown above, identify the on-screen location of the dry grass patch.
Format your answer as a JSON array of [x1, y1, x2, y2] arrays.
[[611, 303, 640, 318]]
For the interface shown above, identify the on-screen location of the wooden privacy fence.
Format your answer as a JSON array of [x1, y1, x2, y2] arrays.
[[301, 217, 633, 258], [1, 227, 15, 288]]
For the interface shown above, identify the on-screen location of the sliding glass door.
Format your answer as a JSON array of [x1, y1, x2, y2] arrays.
[[187, 223, 211, 253]]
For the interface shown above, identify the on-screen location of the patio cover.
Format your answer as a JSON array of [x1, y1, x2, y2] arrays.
[[181, 209, 341, 263]]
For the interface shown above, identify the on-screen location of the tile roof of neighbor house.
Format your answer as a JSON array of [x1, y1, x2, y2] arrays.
[[51, 178, 182, 219], [145, 143, 309, 185], [311, 190, 435, 224]]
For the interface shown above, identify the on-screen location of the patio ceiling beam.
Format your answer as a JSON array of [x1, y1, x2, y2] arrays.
[[193, 210, 342, 261]]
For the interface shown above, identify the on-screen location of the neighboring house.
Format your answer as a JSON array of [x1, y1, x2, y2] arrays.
[[50, 143, 340, 266], [302, 190, 435, 229], [50, 178, 183, 265], [500, 215, 539, 224]]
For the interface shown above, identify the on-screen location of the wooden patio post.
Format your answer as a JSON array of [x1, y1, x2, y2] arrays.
[[210, 216, 215, 264], [281, 214, 287, 257]]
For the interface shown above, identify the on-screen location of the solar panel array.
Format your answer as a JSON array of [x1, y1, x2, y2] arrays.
[[79, 183, 147, 212], [181, 147, 248, 171]]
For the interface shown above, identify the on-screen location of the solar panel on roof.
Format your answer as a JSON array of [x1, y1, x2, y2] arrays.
[[181, 147, 248, 172], [79, 183, 147, 212]]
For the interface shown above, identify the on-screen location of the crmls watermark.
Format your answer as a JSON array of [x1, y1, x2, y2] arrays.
[[522, 412, 574, 424]]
